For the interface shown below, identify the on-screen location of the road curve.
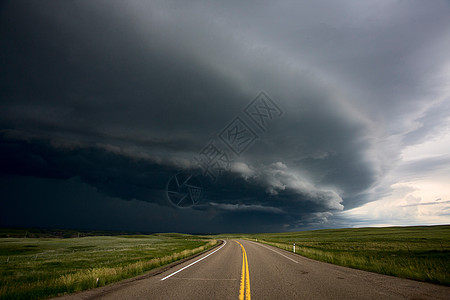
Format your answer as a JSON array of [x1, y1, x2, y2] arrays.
[[56, 239, 450, 300]]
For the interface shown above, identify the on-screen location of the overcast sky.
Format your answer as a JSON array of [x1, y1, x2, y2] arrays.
[[1, 0, 450, 233]]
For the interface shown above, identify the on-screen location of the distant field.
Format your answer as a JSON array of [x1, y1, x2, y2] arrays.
[[0, 231, 216, 300], [234, 225, 450, 286], [0, 227, 145, 239]]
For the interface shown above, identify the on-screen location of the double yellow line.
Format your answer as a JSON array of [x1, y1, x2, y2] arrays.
[[236, 241, 251, 300]]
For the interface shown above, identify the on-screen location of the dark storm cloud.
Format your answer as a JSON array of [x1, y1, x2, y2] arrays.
[[0, 0, 245, 145], [0, 134, 171, 204], [1, 0, 450, 232]]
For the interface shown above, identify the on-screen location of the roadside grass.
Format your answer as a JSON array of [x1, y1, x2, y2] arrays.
[[0, 233, 216, 299], [219, 225, 450, 286]]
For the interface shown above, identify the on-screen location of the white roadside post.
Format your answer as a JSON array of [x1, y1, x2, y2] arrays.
[[293, 243, 296, 253]]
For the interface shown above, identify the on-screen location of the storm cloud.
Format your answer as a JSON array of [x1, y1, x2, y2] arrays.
[[1, 0, 449, 232]]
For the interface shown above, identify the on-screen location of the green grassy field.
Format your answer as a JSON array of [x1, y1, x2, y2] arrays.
[[0, 231, 217, 299], [228, 225, 450, 286], [1, 225, 448, 299]]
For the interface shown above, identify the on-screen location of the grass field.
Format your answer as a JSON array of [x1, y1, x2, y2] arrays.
[[1, 225, 448, 299], [0, 231, 217, 299], [230, 225, 450, 286]]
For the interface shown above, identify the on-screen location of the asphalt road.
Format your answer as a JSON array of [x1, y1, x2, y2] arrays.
[[58, 240, 450, 300]]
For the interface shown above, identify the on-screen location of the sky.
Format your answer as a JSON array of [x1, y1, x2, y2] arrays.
[[1, 0, 450, 233]]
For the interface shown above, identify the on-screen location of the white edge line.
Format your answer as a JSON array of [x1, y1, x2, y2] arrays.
[[161, 240, 227, 281], [252, 241, 298, 264]]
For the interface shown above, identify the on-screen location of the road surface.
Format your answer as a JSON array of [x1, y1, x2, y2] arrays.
[[58, 239, 450, 300]]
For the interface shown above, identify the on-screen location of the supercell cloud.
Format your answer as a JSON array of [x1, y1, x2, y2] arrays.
[[1, 0, 450, 232]]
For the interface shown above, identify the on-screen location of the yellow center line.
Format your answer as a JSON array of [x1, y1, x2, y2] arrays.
[[235, 241, 251, 300]]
